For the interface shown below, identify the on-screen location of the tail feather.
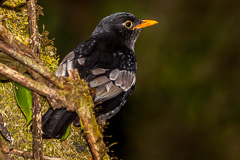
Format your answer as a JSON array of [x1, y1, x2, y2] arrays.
[[42, 108, 78, 138]]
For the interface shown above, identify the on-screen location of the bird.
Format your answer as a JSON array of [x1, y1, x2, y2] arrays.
[[42, 12, 158, 138]]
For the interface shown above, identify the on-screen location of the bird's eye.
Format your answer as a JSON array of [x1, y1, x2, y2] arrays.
[[124, 20, 132, 29]]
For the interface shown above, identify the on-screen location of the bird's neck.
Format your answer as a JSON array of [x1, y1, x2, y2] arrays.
[[91, 33, 135, 52]]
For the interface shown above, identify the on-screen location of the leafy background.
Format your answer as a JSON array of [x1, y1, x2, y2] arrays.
[[38, 0, 240, 159]]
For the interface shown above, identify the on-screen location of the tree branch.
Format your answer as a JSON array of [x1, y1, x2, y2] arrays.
[[2, 145, 65, 160], [0, 23, 64, 88], [69, 69, 110, 160], [27, 0, 40, 55], [0, 62, 110, 159], [0, 62, 67, 104], [27, 0, 42, 159], [0, 20, 36, 59], [0, 40, 61, 88]]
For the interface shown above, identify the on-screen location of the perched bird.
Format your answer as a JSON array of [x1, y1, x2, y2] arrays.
[[42, 12, 157, 138]]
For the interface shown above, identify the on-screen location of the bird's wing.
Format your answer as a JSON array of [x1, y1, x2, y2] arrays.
[[54, 49, 136, 119], [55, 50, 136, 99], [55, 51, 75, 77], [89, 68, 136, 103], [86, 67, 136, 120]]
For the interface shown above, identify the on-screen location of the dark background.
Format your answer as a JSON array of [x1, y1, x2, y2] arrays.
[[38, 0, 240, 159]]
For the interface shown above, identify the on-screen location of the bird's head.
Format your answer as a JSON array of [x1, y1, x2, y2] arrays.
[[92, 12, 158, 51]]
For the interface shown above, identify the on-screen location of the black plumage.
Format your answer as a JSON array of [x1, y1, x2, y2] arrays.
[[42, 12, 157, 138]]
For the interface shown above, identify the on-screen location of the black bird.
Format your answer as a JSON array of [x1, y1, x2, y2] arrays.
[[42, 12, 157, 138]]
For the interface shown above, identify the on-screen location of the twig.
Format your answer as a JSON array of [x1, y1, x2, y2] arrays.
[[27, 0, 40, 55], [0, 62, 110, 159], [31, 93, 43, 160], [27, 0, 42, 159], [0, 41, 62, 88], [0, 62, 67, 105], [2, 145, 65, 160], [70, 69, 110, 160], [77, 109, 109, 160], [0, 22, 64, 88], [0, 21, 37, 59]]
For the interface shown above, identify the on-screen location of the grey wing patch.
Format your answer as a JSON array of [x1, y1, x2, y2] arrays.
[[55, 63, 67, 77], [55, 51, 75, 77], [93, 69, 136, 102], [109, 69, 120, 80], [113, 70, 136, 92], [77, 58, 85, 66], [89, 76, 111, 88], [61, 51, 75, 65], [94, 81, 122, 102], [91, 68, 108, 75]]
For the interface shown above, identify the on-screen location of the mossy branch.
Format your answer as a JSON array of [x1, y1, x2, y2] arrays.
[[2, 145, 65, 160], [27, 0, 42, 159], [0, 62, 109, 160], [0, 62, 66, 102], [0, 24, 60, 88], [0, 6, 110, 160]]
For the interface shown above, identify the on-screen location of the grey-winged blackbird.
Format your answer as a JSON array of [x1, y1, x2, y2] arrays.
[[42, 12, 157, 138]]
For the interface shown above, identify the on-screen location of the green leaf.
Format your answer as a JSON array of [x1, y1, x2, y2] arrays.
[[13, 76, 33, 124], [61, 125, 71, 141]]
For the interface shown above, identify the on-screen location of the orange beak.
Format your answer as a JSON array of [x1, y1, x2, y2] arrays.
[[133, 20, 158, 30]]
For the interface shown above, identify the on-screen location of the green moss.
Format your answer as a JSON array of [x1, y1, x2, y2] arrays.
[[0, 83, 32, 160], [40, 29, 59, 73]]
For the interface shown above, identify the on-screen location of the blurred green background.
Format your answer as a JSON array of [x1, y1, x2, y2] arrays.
[[38, 0, 240, 159]]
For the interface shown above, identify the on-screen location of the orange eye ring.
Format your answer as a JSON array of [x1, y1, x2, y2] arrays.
[[124, 20, 132, 29]]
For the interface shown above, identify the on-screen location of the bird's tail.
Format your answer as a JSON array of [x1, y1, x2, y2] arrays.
[[42, 108, 78, 138]]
